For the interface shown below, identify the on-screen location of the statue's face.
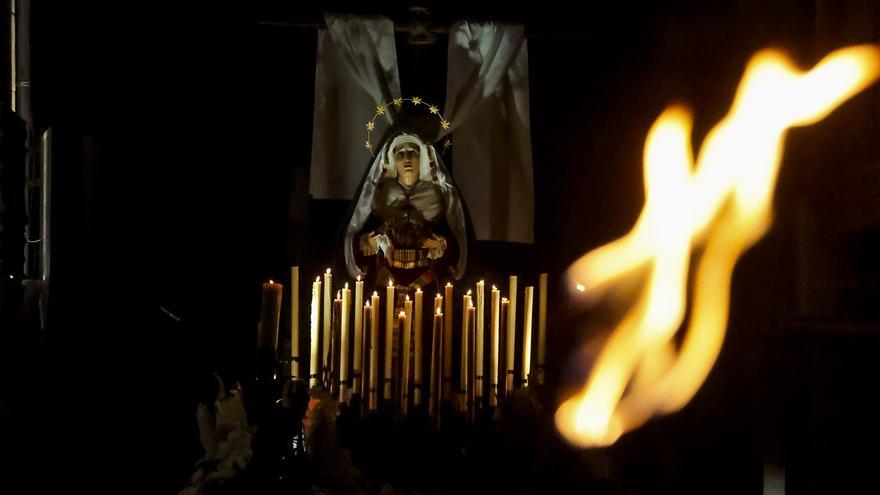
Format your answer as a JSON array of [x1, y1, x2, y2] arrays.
[[393, 142, 420, 187]]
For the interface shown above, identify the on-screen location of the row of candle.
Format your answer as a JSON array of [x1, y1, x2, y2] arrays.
[[259, 268, 550, 415]]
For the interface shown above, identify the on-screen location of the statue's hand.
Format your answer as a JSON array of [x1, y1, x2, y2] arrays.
[[359, 231, 381, 256], [421, 234, 447, 260]]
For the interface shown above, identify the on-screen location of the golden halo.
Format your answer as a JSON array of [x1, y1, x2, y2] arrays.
[[364, 96, 452, 157]]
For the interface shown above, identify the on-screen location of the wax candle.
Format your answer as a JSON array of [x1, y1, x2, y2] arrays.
[[353, 276, 364, 395], [384, 280, 395, 401], [310, 277, 321, 388], [258, 280, 283, 354], [460, 291, 472, 412], [339, 283, 351, 403], [429, 308, 442, 417], [290, 266, 300, 379], [506, 276, 517, 395], [362, 302, 371, 399], [490, 287, 500, 406], [538, 272, 548, 384], [466, 299, 475, 416], [500, 297, 509, 397], [369, 291, 380, 411], [332, 293, 342, 393], [475, 280, 485, 401], [401, 299, 412, 414], [522, 286, 534, 386], [413, 289, 423, 407], [443, 282, 453, 401], [323, 269, 332, 374]]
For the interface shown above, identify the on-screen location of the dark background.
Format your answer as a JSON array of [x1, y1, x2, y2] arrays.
[[2, 0, 880, 493]]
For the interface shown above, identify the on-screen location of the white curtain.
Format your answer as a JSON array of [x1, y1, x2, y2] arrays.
[[309, 15, 401, 199], [443, 22, 534, 243]]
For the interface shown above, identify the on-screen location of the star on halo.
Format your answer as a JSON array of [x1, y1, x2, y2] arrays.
[[366, 121, 375, 131], [428, 105, 439, 115], [411, 96, 422, 106], [375, 105, 386, 116], [365, 140, 373, 150], [393, 97, 403, 107], [440, 119, 450, 130]]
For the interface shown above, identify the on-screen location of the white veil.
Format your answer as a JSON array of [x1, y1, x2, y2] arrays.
[[343, 133, 469, 280]]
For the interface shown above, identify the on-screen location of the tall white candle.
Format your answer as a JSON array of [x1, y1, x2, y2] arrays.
[[309, 277, 321, 388], [369, 291, 380, 411], [475, 280, 485, 400], [413, 288, 424, 406], [353, 276, 364, 394], [402, 299, 413, 413], [443, 282, 453, 402], [490, 287, 500, 406], [339, 283, 351, 402], [460, 291, 472, 411], [384, 280, 395, 400], [291, 266, 300, 379], [323, 269, 332, 373], [507, 275, 517, 394], [522, 286, 534, 386], [538, 272, 548, 384]]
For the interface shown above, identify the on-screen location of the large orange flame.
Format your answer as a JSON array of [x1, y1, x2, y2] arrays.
[[556, 45, 880, 448]]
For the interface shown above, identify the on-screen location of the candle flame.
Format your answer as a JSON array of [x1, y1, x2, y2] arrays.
[[576, 284, 586, 292], [406, 294, 410, 301], [556, 45, 880, 448], [416, 288, 422, 293], [492, 285, 497, 291], [269, 280, 274, 284], [436, 307, 442, 315], [373, 291, 379, 297], [446, 282, 452, 287], [357, 274, 361, 281], [366, 301, 371, 308], [468, 299, 474, 309], [399, 310, 406, 317], [336, 290, 341, 299], [316, 277, 321, 283], [502, 298, 508, 303], [326, 268, 331, 274], [467, 289, 472, 296], [389, 279, 394, 287]]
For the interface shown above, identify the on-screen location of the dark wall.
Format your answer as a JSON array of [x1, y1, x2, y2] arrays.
[[15, 0, 880, 492]]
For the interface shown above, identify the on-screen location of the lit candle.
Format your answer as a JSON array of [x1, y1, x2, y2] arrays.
[[522, 286, 534, 386], [490, 287, 500, 406], [475, 280, 485, 402], [290, 266, 300, 380], [538, 272, 548, 384], [460, 291, 472, 412], [339, 283, 351, 403], [466, 298, 476, 416], [401, 299, 412, 414], [413, 288, 424, 406], [333, 292, 342, 393], [352, 276, 364, 396], [258, 280, 283, 354], [500, 297, 509, 398], [369, 291, 380, 411], [362, 302, 371, 400], [507, 275, 517, 395], [384, 280, 395, 401], [310, 277, 321, 388], [443, 282, 453, 402], [430, 307, 443, 417], [323, 269, 332, 375]]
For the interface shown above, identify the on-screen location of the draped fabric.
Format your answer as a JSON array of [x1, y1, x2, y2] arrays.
[[442, 22, 534, 243], [309, 17, 534, 243], [309, 15, 401, 199]]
